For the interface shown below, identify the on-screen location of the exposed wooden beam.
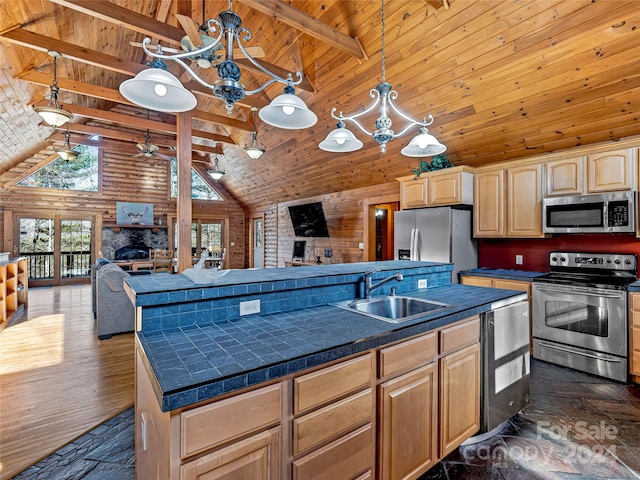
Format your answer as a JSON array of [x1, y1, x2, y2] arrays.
[[49, 132, 223, 156], [36, 102, 237, 145], [47, 1, 317, 93], [1, 27, 266, 109], [239, 0, 367, 60], [17, 70, 255, 131], [49, 0, 184, 46]]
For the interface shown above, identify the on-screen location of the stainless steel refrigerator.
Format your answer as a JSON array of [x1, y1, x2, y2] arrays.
[[394, 206, 477, 283]]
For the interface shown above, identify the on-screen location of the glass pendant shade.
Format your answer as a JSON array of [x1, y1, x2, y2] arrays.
[[55, 131, 78, 161], [119, 68, 197, 113], [207, 157, 225, 180], [400, 130, 447, 157], [259, 87, 317, 129], [244, 131, 266, 159], [35, 104, 73, 127], [319, 124, 363, 152]]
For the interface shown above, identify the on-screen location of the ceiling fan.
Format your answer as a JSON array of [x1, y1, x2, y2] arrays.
[[134, 131, 173, 160]]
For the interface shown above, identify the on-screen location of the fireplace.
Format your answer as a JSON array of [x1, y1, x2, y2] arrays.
[[114, 244, 150, 261]]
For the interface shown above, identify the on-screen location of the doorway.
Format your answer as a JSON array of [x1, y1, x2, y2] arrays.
[[15, 213, 94, 287], [368, 203, 399, 261], [250, 215, 264, 268]]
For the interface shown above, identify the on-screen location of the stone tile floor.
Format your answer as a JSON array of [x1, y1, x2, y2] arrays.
[[12, 359, 640, 479]]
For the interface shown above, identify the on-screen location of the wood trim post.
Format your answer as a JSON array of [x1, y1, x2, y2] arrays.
[[176, 111, 192, 273]]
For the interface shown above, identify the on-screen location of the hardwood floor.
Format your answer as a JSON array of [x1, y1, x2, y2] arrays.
[[0, 284, 134, 479]]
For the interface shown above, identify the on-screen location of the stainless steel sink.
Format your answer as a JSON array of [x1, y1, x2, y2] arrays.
[[332, 295, 453, 323]]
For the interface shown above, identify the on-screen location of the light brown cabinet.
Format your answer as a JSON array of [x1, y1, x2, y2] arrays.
[[474, 165, 543, 238], [587, 148, 634, 192], [629, 293, 640, 383], [545, 156, 585, 196], [545, 148, 635, 196], [377, 317, 479, 480], [0, 258, 28, 333], [292, 353, 374, 480], [473, 170, 505, 237], [397, 167, 474, 210]]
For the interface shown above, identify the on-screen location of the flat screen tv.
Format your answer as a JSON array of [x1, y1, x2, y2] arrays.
[[288, 202, 330, 237]]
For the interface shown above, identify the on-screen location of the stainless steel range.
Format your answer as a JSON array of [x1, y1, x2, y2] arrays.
[[532, 251, 637, 382]]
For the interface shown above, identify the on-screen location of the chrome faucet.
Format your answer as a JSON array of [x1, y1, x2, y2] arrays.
[[363, 270, 403, 299]]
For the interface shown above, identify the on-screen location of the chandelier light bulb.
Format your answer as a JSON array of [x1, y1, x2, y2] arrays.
[[154, 84, 168, 97], [336, 138, 346, 145], [282, 105, 295, 116]]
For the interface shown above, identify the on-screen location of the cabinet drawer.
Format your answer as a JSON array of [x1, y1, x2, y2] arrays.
[[440, 317, 480, 356], [460, 276, 493, 288], [632, 327, 640, 351], [181, 383, 281, 458], [294, 353, 373, 415], [378, 332, 437, 379], [631, 293, 640, 312], [631, 310, 640, 328], [632, 349, 640, 376], [293, 388, 372, 456], [292, 424, 373, 480], [493, 279, 530, 295]]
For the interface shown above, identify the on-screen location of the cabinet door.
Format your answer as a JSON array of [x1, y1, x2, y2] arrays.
[[400, 177, 428, 209], [180, 427, 280, 480], [378, 363, 438, 480], [630, 294, 640, 377], [473, 170, 505, 237], [460, 276, 494, 288], [506, 164, 543, 237], [545, 157, 585, 196], [428, 172, 461, 206], [587, 148, 634, 192], [439, 343, 480, 458]]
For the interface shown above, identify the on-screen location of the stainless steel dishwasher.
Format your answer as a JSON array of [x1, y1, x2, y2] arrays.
[[466, 298, 530, 443]]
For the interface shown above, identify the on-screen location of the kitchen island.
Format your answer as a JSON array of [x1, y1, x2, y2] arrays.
[[127, 261, 526, 479]]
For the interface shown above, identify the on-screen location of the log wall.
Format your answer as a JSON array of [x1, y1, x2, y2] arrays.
[[0, 147, 246, 269], [249, 182, 400, 268]]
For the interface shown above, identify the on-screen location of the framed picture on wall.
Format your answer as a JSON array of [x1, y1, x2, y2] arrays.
[[116, 202, 154, 225]]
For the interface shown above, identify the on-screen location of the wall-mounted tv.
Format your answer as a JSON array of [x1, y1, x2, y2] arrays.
[[288, 202, 330, 237]]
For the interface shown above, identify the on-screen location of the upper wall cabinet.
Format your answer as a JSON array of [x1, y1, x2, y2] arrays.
[[545, 148, 636, 196], [544, 156, 585, 196], [397, 166, 474, 210], [474, 165, 544, 238], [587, 148, 635, 193]]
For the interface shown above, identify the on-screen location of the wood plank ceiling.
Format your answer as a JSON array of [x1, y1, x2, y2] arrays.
[[1, 0, 640, 210]]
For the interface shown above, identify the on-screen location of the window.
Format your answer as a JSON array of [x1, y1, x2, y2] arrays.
[[170, 159, 222, 200], [17, 145, 99, 191]]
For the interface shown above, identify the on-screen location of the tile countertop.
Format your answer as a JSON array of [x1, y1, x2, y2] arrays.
[[459, 268, 546, 282], [627, 281, 640, 292], [135, 275, 527, 412]]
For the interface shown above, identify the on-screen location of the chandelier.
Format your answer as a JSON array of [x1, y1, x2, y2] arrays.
[[244, 107, 266, 159], [120, 0, 317, 129], [34, 51, 73, 127], [319, 0, 446, 157]]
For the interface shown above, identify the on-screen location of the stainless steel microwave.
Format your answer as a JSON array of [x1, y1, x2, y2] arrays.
[[543, 191, 635, 234]]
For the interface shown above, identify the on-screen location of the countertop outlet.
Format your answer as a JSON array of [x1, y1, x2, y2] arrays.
[[418, 279, 428, 288], [239, 299, 261, 316]]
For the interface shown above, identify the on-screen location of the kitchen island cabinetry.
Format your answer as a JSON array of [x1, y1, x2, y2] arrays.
[[377, 316, 479, 480]]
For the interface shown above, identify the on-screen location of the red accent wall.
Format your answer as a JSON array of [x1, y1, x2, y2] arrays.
[[478, 234, 640, 272]]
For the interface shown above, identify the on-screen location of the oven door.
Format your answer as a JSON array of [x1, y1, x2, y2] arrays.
[[532, 283, 627, 357]]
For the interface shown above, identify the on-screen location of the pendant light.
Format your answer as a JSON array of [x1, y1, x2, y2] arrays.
[[207, 156, 225, 181], [319, 0, 445, 156], [54, 125, 78, 161], [34, 51, 73, 127], [244, 107, 266, 159]]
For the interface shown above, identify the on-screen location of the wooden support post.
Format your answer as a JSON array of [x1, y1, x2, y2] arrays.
[[176, 111, 192, 273]]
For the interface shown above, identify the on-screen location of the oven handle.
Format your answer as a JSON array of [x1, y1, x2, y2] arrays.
[[533, 285, 624, 299], [537, 340, 624, 363]]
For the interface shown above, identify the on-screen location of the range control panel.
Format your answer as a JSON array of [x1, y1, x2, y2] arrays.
[[548, 251, 637, 272]]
